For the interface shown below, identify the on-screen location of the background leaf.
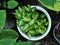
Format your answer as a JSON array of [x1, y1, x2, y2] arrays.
[[38, 0, 60, 11], [16, 42, 30, 45], [0, 39, 16, 45], [0, 29, 18, 40], [7, 0, 18, 9], [0, 10, 6, 33], [39, 0, 56, 7]]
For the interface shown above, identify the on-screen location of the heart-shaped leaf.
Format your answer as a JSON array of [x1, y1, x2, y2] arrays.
[[7, 0, 18, 9], [0, 10, 6, 32], [0, 29, 18, 40]]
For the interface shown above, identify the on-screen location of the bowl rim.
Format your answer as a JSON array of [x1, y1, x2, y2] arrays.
[[17, 5, 51, 41], [53, 23, 60, 44]]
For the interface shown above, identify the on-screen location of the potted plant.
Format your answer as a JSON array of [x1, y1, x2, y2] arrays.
[[14, 5, 51, 41], [0, 10, 42, 45]]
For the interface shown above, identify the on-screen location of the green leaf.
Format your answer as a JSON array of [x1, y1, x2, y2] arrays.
[[24, 5, 31, 12], [38, 0, 60, 11], [35, 42, 41, 45], [34, 24, 39, 29], [45, 22, 48, 26], [29, 30, 35, 36], [0, 29, 18, 40], [40, 14, 45, 19], [0, 39, 16, 45], [22, 18, 31, 22], [14, 13, 21, 19], [7, 0, 18, 9], [29, 19, 35, 26], [31, 7, 36, 12], [0, 10, 6, 32], [18, 7, 23, 14], [38, 0, 56, 7], [36, 20, 41, 26], [23, 24, 29, 30], [17, 20, 24, 26], [32, 12, 39, 19], [16, 42, 30, 45], [36, 27, 46, 34], [28, 32, 31, 38]]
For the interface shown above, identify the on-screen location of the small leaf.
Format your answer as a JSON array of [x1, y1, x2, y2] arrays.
[[45, 22, 48, 26], [37, 28, 46, 34], [26, 13, 31, 18], [14, 13, 21, 19], [20, 26, 24, 31], [29, 30, 35, 36], [32, 12, 39, 19], [25, 29, 29, 33], [28, 32, 32, 38], [43, 19, 47, 23], [40, 14, 45, 19], [36, 20, 41, 26], [18, 7, 23, 14], [29, 19, 35, 26], [7, 0, 18, 9], [24, 5, 31, 12], [34, 24, 39, 29], [24, 24, 29, 30], [14, 10, 21, 19], [36, 28, 42, 34], [31, 7, 36, 12], [17, 20, 24, 26], [35, 42, 41, 45], [22, 17, 31, 22]]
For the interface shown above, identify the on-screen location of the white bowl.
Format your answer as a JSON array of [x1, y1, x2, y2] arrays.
[[17, 6, 51, 41]]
